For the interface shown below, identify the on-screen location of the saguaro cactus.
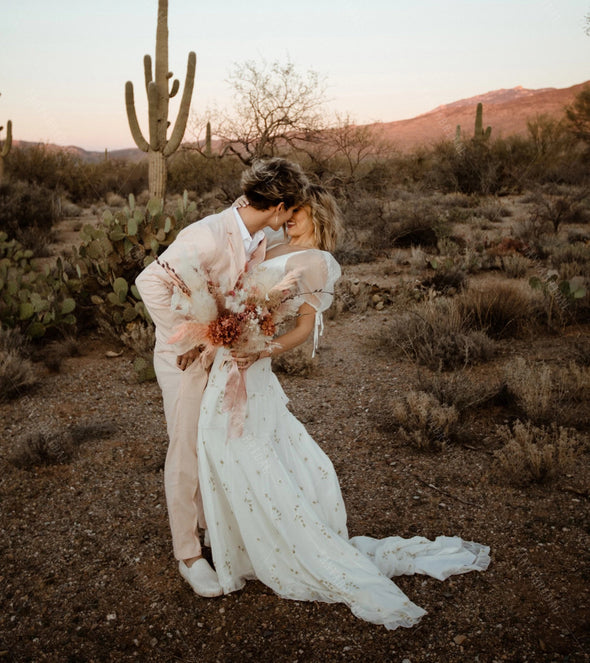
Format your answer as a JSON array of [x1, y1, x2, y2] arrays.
[[205, 120, 212, 156], [0, 119, 12, 184], [474, 102, 492, 141], [125, 0, 196, 200]]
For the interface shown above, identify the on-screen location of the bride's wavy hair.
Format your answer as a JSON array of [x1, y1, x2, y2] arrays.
[[306, 184, 343, 252], [241, 158, 309, 211]]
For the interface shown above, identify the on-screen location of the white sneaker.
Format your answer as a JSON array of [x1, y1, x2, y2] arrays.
[[203, 529, 211, 547], [179, 558, 222, 597]]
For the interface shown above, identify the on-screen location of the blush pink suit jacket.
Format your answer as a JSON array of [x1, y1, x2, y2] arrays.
[[136, 207, 266, 560]]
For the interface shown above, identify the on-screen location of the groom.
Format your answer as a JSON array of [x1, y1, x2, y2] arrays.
[[136, 158, 309, 597]]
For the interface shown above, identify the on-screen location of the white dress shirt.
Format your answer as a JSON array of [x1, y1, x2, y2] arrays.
[[233, 207, 265, 258]]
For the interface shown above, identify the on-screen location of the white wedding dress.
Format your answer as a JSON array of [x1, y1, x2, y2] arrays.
[[196, 250, 490, 630]]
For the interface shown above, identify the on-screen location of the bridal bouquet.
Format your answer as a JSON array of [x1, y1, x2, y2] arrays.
[[160, 258, 301, 354]]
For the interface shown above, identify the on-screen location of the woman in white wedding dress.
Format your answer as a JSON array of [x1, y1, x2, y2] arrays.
[[196, 185, 490, 630]]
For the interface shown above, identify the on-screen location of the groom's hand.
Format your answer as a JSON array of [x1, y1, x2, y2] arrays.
[[177, 345, 204, 370]]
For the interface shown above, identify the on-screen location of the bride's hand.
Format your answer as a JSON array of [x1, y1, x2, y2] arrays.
[[231, 349, 268, 370], [231, 195, 249, 208]]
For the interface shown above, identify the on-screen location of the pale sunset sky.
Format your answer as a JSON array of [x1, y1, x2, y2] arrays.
[[1, 0, 588, 151]]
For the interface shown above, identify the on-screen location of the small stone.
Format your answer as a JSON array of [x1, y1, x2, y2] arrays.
[[454, 634, 467, 645]]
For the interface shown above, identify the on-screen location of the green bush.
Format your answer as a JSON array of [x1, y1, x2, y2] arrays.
[[0, 180, 59, 247]]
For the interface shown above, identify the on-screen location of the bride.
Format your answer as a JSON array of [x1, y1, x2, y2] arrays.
[[189, 184, 490, 630]]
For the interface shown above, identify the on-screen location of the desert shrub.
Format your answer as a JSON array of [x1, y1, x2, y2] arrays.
[[477, 199, 512, 222], [9, 421, 117, 469], [416, 370, 502, 413], [456, 282, 534, 339], [529, 188, 590, 233], [493, 420, 581, 484], [388, 199, 450, 248], [529, 271, 590, 327], [0, 326, 37, 402], [427, 139, 503, 195], [0, 180, 60, 249], [549, 243, 590, 271], [333, 235, 377, 265], [383, 390, 459, 451], [341, 197, 390, 252], [503, 357, 590, 428], [501, 254, 529, 278], [421, 264, 467, 295], [167, 151, 244, 199], [379, 297, 496, 370]]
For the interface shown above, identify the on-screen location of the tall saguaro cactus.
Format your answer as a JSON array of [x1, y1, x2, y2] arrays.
[[125, 0, 196, 200], [0, 119, 12, 184], [474, 103, 492, 141]]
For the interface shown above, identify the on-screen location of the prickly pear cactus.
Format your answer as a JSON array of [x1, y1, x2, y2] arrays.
[[0, 232, 78, 338], [71, 193, 195, 334]]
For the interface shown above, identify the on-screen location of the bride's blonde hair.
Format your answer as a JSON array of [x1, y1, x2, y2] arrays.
[[306, 184, 343, 252]]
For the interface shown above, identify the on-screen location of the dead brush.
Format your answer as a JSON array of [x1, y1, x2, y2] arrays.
[[501, 254, 529, 279], [383, 390, 459, 451], [503, 357, 590, 428], [379, 297, 496, 370], [0, 350, 37, 402], [493, 420, 582, 484], [0, 326, 37, 402], [416, 370, 502, 413], [35, 336, 81, 373], [9, 421, 117, 470]]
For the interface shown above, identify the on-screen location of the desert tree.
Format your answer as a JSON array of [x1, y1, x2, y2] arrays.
[[125, 0, 196, 200], [296, 112, 392, 186], [191, 58, 327, 165], [565, 85, 590, 146]]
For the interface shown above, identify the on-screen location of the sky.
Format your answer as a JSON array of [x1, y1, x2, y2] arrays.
[[0, 0, 588, 151]]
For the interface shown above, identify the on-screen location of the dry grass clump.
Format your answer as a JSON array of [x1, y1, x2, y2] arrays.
[[416, 370, 502, 413], [384, 390, 459, 451], [477, 199, 512, 222], [105, 192, 126, 208], [0, 327, 37, 402], [35, 336, 81, 373], [380, 298, 496, 370], [493, 420, 581, 484], [9, 421, 117, 470], [501, 254, 529, 278], [456, 282, 534, 339], [503, 357, 590, 428]]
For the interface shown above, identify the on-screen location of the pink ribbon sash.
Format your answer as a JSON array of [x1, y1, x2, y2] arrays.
[[222, 358, 248, 439]]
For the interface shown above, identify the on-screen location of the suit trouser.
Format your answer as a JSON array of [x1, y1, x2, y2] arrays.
[[154, 348, 208, 560]]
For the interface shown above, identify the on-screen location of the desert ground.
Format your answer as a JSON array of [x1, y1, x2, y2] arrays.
[[1, 198, 589, 663]]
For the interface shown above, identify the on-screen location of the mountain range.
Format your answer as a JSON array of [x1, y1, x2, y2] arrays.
[[370, 80, 588, 150], [11, 80, 588, 160]]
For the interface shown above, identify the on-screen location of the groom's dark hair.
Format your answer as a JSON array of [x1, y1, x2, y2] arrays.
[[241, 158, 309, 211]]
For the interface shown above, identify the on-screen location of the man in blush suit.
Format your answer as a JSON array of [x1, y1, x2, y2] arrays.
[[135, 158, 309, 596]]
